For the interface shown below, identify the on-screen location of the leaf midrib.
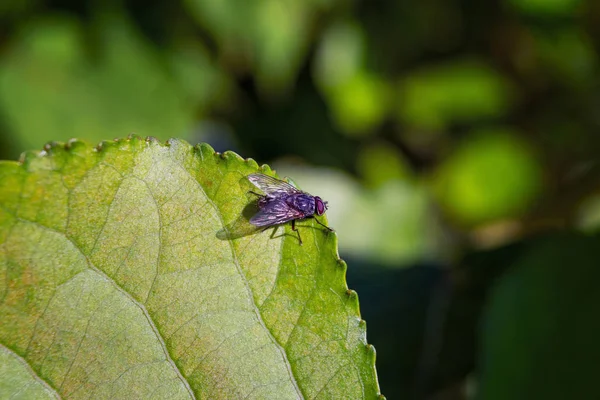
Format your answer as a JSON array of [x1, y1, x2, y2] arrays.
[[4, 150, 306, 399], [2, 215, 195, 399], [201, 168, 304, 399], [0, 343, 61, 400]]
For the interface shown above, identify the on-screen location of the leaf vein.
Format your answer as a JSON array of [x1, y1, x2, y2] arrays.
[[4, 216, 197, 400], [0, 343, 62, 399], [175, 162, 304, 399]]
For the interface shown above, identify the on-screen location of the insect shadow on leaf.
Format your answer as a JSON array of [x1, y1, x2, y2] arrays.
[[216, 187, 266, 240], [216, 173, 333, 245]]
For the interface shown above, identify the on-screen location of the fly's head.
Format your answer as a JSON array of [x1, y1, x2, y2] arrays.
[[314, 196, 328, 216]]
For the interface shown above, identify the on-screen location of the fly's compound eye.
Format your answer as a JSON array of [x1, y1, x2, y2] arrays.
[[315, 197, 326, 215]]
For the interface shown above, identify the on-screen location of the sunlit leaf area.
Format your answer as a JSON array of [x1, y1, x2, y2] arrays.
[[1, 0, 599, 398]]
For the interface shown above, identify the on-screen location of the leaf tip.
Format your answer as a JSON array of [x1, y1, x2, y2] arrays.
[[126, 133, 145, 143], [95, 139, 116, 152], [42, 140, 78, 158], [364, 335, 385, 398], [43, 141, 60, 152], [126, 135, 151, 150], [145, 136, 159, 144], [328, 230, 341, 257], [259, 164, 275, 175], [18, 150, 43, 166], [345, 289, 361, 311], [195, 142, 214, 152], [221, 150, 244, 162], [366, 343, 377, 363], [244, 157, 259, 170], [65, 138, 88, 152], [194, 142, 216, 160]]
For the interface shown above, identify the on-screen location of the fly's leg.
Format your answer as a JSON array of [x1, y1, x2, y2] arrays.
[[311, 217, 335, 232], [260, 225, 282, 240], [291, 219, 303, 245]]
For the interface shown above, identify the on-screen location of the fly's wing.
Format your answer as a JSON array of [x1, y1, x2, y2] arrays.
[[247, 173, 301, 196], [249, 198, 305, 227]]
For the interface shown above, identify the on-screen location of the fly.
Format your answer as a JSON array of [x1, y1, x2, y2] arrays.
[[247, 173, 333, 245]]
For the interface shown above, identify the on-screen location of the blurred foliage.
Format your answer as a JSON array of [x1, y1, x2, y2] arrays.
[[314, 20, 392, 135], [184, 0, 317, 95], [478, 233, 600, 400], [432, 130, 542, 225], [1, 0, 600, 398], [0, 14, 228, 152], [398, 60, 514, 131], [357, 141, 412, 187], [508, 0, 583, 16]]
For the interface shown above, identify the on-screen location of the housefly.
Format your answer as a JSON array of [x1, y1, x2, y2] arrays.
[[247, 173, 333, 245]]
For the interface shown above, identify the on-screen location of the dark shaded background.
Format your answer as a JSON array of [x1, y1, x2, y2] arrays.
[[2, 0, 599, 398]]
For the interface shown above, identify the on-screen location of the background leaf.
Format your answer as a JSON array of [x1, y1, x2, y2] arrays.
[[0, 136, 382, 399], [0, 16, 229, 153], [477, 233, 600, 400]]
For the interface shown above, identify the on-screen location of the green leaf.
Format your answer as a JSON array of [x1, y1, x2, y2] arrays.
[[478, 233, 600, 400], [183, 0, 317, 95], [507, 0, 581, 17], [0, 345, 59, 399], [0, 136, 383, 399], [322, 71, 392, 137], [0, 16, 228, 157], [398, 60, 514, 130], [432, 130, 542, 226]]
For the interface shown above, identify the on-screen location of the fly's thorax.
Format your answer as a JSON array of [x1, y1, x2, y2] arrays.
[[286, 193, 316, 216]]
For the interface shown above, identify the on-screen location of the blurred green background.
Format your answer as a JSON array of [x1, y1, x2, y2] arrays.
[[2, 0, 600, 398]]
